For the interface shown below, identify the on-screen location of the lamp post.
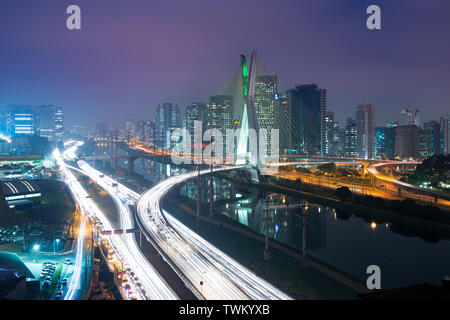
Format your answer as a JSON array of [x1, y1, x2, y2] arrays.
[[55, 239, 60, 262]]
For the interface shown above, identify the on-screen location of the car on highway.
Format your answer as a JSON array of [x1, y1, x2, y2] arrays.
[[63, 259, 72, 265], [62, 278, 68, 286], [43, 262, 55, 266]]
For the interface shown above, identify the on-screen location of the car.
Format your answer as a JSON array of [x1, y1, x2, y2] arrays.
[[55, 292, 62, 300], [63, 259, 72, 265], [62, 278, 68, 286], [43, 266, 56, 271]]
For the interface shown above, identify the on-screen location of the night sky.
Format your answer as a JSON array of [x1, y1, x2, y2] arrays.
[[0, 0, 449, 128]]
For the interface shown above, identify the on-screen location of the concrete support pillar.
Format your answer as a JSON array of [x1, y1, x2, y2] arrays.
[[128, 157, 135, 176], [197, 169, 202, 222], [209, 166, 214, 218]]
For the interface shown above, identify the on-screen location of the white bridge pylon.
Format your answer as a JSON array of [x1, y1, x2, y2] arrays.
[[236, 50, 260, 176]]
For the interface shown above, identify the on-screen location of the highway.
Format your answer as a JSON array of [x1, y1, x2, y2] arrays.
[[136, 167, 292, 300], [367, 162, 450, 208], [56, 143, 178, 300]]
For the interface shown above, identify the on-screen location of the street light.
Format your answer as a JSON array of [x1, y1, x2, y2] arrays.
[[33, 244, 40, 251]]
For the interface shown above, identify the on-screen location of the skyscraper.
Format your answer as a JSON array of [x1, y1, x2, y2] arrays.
[[285, 84, 326, 155], [395, 125, 420, 159], [356, 103, 375, 159], [440, 115, 450, 155], [400, 107, 421, 127], [207, 95, 232, 131], [375, 125, 396, 159], [420, 121, 442, 157], [184, 102, 207, 145], [254, 75, 277, 147], [54, 106, 64, 141], [4, 105, 35, 136], [322, 111, 335, 156], [156, 103, 181, 149], [344, 118, 357, 158]]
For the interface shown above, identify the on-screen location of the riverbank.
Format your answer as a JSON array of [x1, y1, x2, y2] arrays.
[[163, 193, 361, 300]]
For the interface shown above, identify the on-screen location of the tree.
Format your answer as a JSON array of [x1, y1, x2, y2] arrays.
[[317, 162, 337, 174], [336, 186, 352, 201]]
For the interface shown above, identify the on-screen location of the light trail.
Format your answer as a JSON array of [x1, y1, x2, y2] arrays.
[[56, 143, 178, 300], [77, 161, 178, 300], [137, 167, 292, 300]]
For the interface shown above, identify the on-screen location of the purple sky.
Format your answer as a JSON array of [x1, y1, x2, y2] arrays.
[[1, 0, 449, 128]]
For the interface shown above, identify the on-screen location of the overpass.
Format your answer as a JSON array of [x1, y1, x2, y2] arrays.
[[367, 162, 450, 204]]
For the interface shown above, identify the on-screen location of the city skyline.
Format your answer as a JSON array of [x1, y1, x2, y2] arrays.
[[1, 0, 449, 128]]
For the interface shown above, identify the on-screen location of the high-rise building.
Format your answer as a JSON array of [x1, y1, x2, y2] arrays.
[[0, 109, 5, 135], [54, 107, 64, 141], [155, 103, 181, 148], [420, 121, 442, 158], [285, 84, 326, 155], [395, 125, 420, 159], [254, 75, 278, 149], [440, 115, 450, 155], [184, 102, 207, 145], [375, 125, 396, 159], [273, 94, 291, 155], [322, 111, 335, 156], [356, 103, 375, 159], [125, 120, 137, 139], [400, 107, 421, 127], [344, 118, 357, 158], [207, 95, 232, 131], [144, 121, 156, 145], [4, 105, 35, 136], [35, 105, 56, 141]]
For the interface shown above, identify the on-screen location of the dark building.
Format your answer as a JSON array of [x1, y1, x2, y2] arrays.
[[420, 121, 442, 158], [375, 126, 396, 159], [285, 84, 326, 155], [156, 103, 181, 148], [344, 118, 357, 158], [395, 125, 420, 159]]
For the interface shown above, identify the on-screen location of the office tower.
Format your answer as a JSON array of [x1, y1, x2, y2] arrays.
[[420, 121, 442, 157], [125, 120, 137, 139], [375, 126, 396, 159], [400, 107, 421, 127], [395, 125, 420, 159], [156, 103, 181, 148], [144, 121, 156, 145], [322, 111, 335, 156], [54, 107, 64, 141], [272, 94, 291, 155], [207, 95, 232, 131], [440, 115, 450, 155], [0, 109, 5, 135], [331, 119, 341, 156], [285, 84, 326, 155], [184, 102, 207, 145], [356, 103, 375, 159], [35, 105, 55, 141], [344, 118, 357, 158], [254, 75, 278, 150], [4, 105, 35, 136]]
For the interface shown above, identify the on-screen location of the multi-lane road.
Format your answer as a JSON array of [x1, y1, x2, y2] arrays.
[[55, 143, 178, 300], [136, 168, 292, 300]]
